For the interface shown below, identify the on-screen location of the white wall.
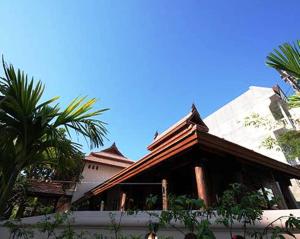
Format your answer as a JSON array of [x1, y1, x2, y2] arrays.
[[204, 86, 300, 202], [72, 163, 124, 203], [204, 86, 288, 163], [1, 210, 299, 239]]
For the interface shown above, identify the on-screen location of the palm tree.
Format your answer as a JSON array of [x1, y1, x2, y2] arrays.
[[266, 40, 300, 92], [0, 59, 108, 217], [287, 94, 300, 108]]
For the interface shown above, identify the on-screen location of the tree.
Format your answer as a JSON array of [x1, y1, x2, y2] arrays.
[[0, 59, 108, 218], [287, 93, 300, 108], [243, 112, 300, 163], [266, 40, 300, 92], [23, 129, 85, 182], [261, 41, 300, 163]]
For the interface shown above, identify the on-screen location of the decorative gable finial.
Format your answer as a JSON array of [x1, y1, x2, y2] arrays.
[[100, 142, 125, 157], [191, 103, 197, 112], [153, 131, 159, 140], [189, 103, 209, 133]]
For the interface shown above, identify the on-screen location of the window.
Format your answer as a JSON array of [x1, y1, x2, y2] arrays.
[[92, 165, 95, 169], [96, 166, 99, 170], [88, 165, 91, 169]]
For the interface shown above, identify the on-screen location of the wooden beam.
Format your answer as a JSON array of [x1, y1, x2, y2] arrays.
[[162, 179, 168, 210], [120, 192, 126, 211], [91, 130, 198, 196], [194, 166, 208, 205]]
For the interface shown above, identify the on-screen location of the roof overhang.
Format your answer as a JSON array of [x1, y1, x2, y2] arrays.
[[76, 129, 300, 204], [74, 106, 300, 204]]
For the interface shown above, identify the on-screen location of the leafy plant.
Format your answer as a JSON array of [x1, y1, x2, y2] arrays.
[[146, 194, 215, 239], [266, 40, 300, 92], [36, 212, 71, 239], [3, 199, 300, 239], [4, 218, 34, 239], [109, 211, 126, 239], [0, 58, 108, 218], [257, 214, 300, 239], [243, 112, 300, 161], [288, 93, 300, 108], [216, 183, 267, 239], [277, 130, 300, 160]]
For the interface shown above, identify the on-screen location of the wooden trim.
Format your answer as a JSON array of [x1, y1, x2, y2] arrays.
[[90, 152, 134, 164], [75, 124, 300, 204], [84, 160, 129, 169], [91, 133, 198, 195], [197, 132, 300, 179], [148, 106, 208, 151], [147, 120, 188, 151], [90, 128, 198, 196]]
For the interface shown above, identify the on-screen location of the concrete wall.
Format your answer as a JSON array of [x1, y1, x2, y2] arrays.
[[204, 86, 289, 163], [72, 163, 124, 203], [204, 86, 300, 202], [1, 210, 299, 239]]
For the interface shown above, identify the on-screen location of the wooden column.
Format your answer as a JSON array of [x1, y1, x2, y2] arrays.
[[278, 180, 298, 209], [120, 192, 126, 211], [162, 179, 168, 210], [194, 166, 208, 205], [100, 200, 105, 211], [267, 182, 288, 209], [263, 173, 288, 209]]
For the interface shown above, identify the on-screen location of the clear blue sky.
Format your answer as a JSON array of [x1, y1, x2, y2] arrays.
[[0, 1, 299, 160]]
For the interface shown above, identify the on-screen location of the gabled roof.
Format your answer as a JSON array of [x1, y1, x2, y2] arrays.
[[85, 143, 134, 168], [27, 180, 65, 196], [74, 106, 300, 204], [101, 142, 125, 157], [148, 104, 209, 151]]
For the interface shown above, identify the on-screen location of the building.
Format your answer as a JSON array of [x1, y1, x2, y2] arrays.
[[204, 85, 300, 202], [71, 143, 134, 203], [73, 106, 300, 211], [13, 180, 73, 217]]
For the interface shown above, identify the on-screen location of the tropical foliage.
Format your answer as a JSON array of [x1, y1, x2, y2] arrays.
[[0, 59, 108, 218], [277, 130, 300, 160], [243, 41, 300, 162], [266, 40, 300, 91], [288, 93, 300, 108], [4, 184, 300, 239], [243, 112, 300, 162]]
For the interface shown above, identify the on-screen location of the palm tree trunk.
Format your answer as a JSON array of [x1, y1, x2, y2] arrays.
[[15, 202, 25, 218], [0, 168, 19, 219]]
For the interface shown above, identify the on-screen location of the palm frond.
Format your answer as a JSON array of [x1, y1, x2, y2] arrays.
[[0, 58, 108, 214], [266, 40, 300, 80], [54, 97, 109, 148], [288, 93, 300, 108]]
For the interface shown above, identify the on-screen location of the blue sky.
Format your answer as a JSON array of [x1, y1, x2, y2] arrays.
[[0, 0, 299, 160]]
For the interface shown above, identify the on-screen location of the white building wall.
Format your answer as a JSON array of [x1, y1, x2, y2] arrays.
[[204, 86, 300, 202], [71, 163, 124, 203], [289, 107, 300, 130], [204, 86, 288, 163]]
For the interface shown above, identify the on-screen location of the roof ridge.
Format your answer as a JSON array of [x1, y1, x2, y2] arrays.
[[148, 104, 208, 151], [91, 142, 127, 158]]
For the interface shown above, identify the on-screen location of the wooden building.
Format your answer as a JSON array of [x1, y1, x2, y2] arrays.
[[74, 105, 300, 210]]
